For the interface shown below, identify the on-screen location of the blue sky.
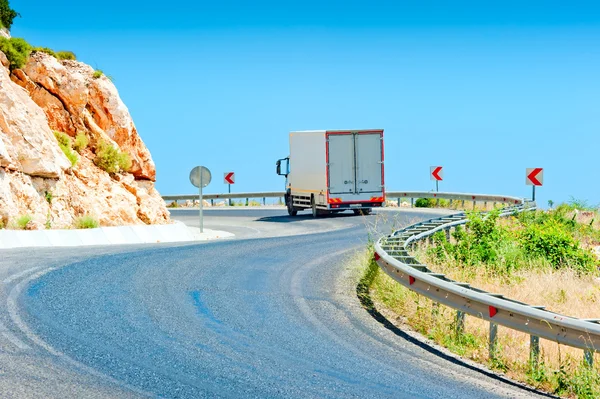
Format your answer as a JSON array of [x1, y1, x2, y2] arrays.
[[10, 1, 600, 206]]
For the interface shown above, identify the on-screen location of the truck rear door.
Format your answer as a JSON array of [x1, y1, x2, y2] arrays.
[[355, 133, 383, 194], [328, 134, 355, 194]]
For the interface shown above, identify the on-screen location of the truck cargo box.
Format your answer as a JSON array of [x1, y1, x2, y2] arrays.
[[276, 129, 385, 216]]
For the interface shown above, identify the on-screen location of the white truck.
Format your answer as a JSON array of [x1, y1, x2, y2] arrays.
[[276, 129, 385, 217]]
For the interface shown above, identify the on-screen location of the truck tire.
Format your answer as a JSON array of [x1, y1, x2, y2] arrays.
[[286, 195, 297, 216]]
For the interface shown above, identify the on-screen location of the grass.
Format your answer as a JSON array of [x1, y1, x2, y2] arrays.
[[53, 131, 78, 166], [74, 215, 99, 229], [73, 131, 89, 153], [32, 46, 56, 58], [56, 50, 76, 60], [94, 140, 131, 174], [44, 190, 53, 204], [0, 36, 31, 70], [92, 69, 105, 79], [366, 255, 600, 397], [14, 214, 31, 229], [361, 204, 600, 398], [167, 201, 180, 208], [31, 47, 76, 61]]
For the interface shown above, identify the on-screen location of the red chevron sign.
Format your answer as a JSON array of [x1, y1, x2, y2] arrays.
[[224, 172, 235, 185], [526, 168, 543, 186], [430, 166, 443, 181]]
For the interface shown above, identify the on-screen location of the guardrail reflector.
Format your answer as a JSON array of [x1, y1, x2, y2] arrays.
[[489, 306, 498, 318], [409, 276, 415, 285], [374, 252, 381, 261]]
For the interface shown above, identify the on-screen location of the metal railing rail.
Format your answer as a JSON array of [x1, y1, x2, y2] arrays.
[[162, 191, 523, 207], [163, 192, 285, 201], [373, 196, 599, 366]]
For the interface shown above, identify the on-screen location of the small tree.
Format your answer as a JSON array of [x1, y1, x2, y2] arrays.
[[0, 0, 19, 30]]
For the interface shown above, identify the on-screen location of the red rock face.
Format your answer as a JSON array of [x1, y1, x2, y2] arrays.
[[0, 51, 169, 228], [12, 52, 156, 181]]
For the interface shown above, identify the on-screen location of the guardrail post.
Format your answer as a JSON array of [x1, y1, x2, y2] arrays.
[[489, 322, 498, 360], [246, 198, 249, 206], [584, 349, 594, 367], [411, 198, 414, 208], [211, 199, 214, 206], [397, 197, 400, 206], [530, 335, 540, 369], [456, 310, 465, 335], [436, 198, 440, 207], [484, 201, 487, 209], [472, 200, 476, 209], [445, 228, 451, 241], [449, 199, 453, 208], [263, 197, 266, 206]]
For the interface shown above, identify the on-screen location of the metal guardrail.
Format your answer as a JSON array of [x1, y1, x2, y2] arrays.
[[373, 195, 599, 366], [162, 192, 285, 202], [162, 191, 523, 207]]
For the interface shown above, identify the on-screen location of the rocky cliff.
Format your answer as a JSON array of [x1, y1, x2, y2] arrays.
[[0, 45, 169, 229]]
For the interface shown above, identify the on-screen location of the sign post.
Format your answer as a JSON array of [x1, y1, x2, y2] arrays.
[[224, 172, 235, 206], [430, 166, 443, 192], [189, 166, 212, 233], [526, 168, 543, 202]]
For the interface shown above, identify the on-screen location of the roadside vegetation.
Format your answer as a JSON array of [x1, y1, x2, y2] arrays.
[[73, 215, 99, 229], [73, 131, 89, 153], [0, 1, 77, 69], [53, 131, 78, 166], [94, 139, 131, 174], [362, 200, 600, 398], [14, 214, 31, 229], [0, 0, 19, 30]]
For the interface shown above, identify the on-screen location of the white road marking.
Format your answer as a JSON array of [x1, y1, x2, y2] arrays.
[[7, 266, 152, 396], [3, 266, 44, 285]]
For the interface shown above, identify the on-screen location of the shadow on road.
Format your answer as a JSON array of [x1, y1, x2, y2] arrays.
[[256, 212, 369, 223]]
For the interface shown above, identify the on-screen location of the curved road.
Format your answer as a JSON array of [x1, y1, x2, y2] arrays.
[[0, 209, 545, 398]]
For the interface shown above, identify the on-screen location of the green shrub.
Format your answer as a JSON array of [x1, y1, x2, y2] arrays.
[[53, 131, 78, 166], [117, 151, 131, 172], [93, 69, 103, 79], [94, 140, 131, 174], [74, 215, 99, 229], [451, 210, 506, 265], [520, 219, 595, 273], [167, 201, 179, 208], [15, 214, 31, 229], [73, 131, 89, 153], [0, 0, 19, 30], [0, 37, 31, 70], [32, 46, 56, 58], [44, 190, 53, 204], [415, 198, 435, 208], [56, 51, 76, 60]]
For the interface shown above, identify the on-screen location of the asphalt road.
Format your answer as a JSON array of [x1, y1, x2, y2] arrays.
[[0, 208, 547, 398]]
